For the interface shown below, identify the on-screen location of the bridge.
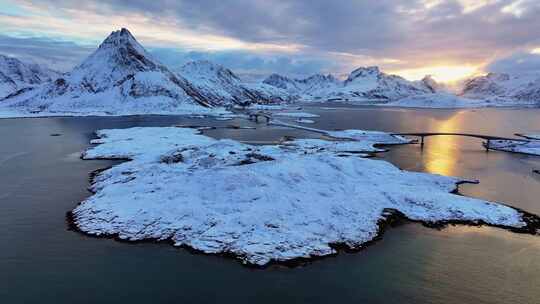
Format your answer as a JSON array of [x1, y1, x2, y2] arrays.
[[247, 112, 531, 152], [392, 132, 529, 151]]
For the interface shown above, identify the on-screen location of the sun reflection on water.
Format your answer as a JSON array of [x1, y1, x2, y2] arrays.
[[423, 112, 465, 176]]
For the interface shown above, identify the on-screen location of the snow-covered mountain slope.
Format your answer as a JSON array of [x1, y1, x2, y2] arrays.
[[301, 74, 341, 91], [385, 92, 486, 108], [262, 74, 303, 94], [338, 66, 431, 101], [243, 81, 293, 103], [262, 67, 432, 102], [177, 60, 289, 105], [262, 73, 339, 97], [0, 55, 60, 99], [414, 75, 448, 93], [0, 28, 217, 115], [461, 73, 540, 104]]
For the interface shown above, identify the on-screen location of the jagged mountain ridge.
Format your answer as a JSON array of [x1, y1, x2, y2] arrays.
[[6, 27, 537, 114], [262, 66, 434, 102], [262, 73, 339, 97], [0, 55, 60, 99], [461, 72, 540, 104], [416, 75, 442, 93], [177, 60, 290, 105], [1, 29, 294, 115], [1, 28, 217, 114]]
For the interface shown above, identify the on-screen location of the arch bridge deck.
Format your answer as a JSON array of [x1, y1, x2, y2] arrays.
[[246, 112, 531, 152], [393, 132, 529, 151], [392, 132, 529, 141]]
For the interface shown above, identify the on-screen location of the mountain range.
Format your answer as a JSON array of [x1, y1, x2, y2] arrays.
[[0, 55, 60, 99], [177, 60, 290, 105], [262, 67, 437, 102], [461, 72, 540, 104], [0, 28, 538, 115]]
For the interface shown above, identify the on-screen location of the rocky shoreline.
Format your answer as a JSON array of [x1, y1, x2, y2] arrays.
[[66, 200, 540, 268]]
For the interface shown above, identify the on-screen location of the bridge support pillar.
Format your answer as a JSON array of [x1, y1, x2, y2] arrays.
[[485, 139, 490, 152], [420, 136, 425, 148]]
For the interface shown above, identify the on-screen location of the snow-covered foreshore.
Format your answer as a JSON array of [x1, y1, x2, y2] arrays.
[[517, 134, 540, 140], [489, 137, 540, 156], [274, 112, 320, 118], [381, 93, 539, 109], [69, 126, 538, 266], [0, 106, 231, 119]]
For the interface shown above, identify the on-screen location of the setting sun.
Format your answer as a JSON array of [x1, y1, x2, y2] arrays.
[[392, 65, 479, 83]]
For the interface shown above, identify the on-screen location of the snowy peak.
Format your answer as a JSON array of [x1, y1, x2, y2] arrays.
[[0, 55, 59, 85], [260, 66, 431, 102], [100, 28, 142, 49], [179, 60, 241, 84], [73, 28, 162, 85], [96, 28, 151, 60], [461, 72, 540, 102], [178, 60, 282, 105], [486, 72, 511, 82], [59, 27, 215, 106], [262, 73, 339, 94], [301, 74, 338, 85], [340, 66, 431, 101], [1, 28, 217, 110], [0, 54, 60, 98], [345, 66, 380, 83], [297, 74, 340, 93], [262, 74, 300, 91], [462, 74, 502, 97], [418, 75, 444, 93]]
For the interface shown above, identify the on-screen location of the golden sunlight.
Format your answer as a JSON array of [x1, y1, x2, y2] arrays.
[[423, 111, 464, 176], [392, 65, 479, 83]]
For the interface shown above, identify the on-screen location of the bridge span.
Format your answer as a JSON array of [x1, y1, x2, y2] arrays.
[[247, 111, 530, 152], [392, 132, 529, 151]]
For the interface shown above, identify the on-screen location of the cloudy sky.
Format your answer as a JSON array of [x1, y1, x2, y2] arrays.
[[1, 0, 540, 82]]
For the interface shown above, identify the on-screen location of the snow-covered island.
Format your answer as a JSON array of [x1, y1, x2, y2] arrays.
[[489, 135, 540, 156], [69, 126, 540, 266]]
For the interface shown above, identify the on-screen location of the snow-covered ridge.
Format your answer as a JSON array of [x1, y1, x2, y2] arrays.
[[519, 134, 540, 140], [461, 72, 540, 105], [177, 60, 287, 105], [489, 136, 540, 156], [0, 55, 60, 99], [0, 28, 296, 117], [0, 28, 223, 116], [383, 92, 487, 108], [68, 28, 165, 92], [70, 126, 537, 266], [262, 66, 434, 103], [1, 27, 539, 114]]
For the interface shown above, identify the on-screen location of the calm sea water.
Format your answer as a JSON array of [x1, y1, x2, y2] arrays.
[[1, 106, 539, 304]]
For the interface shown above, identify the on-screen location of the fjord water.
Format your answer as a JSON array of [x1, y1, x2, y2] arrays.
[[1, 107, 539, 304]]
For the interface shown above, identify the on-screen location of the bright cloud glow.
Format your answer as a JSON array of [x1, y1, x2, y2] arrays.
[[392, 65, 479, 82], [423, 0, 495, 13], [501, 0, 530, 17], [0, 1, 302, 53], [1, 0, 540, 78], [458, 0, 495, 13]]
